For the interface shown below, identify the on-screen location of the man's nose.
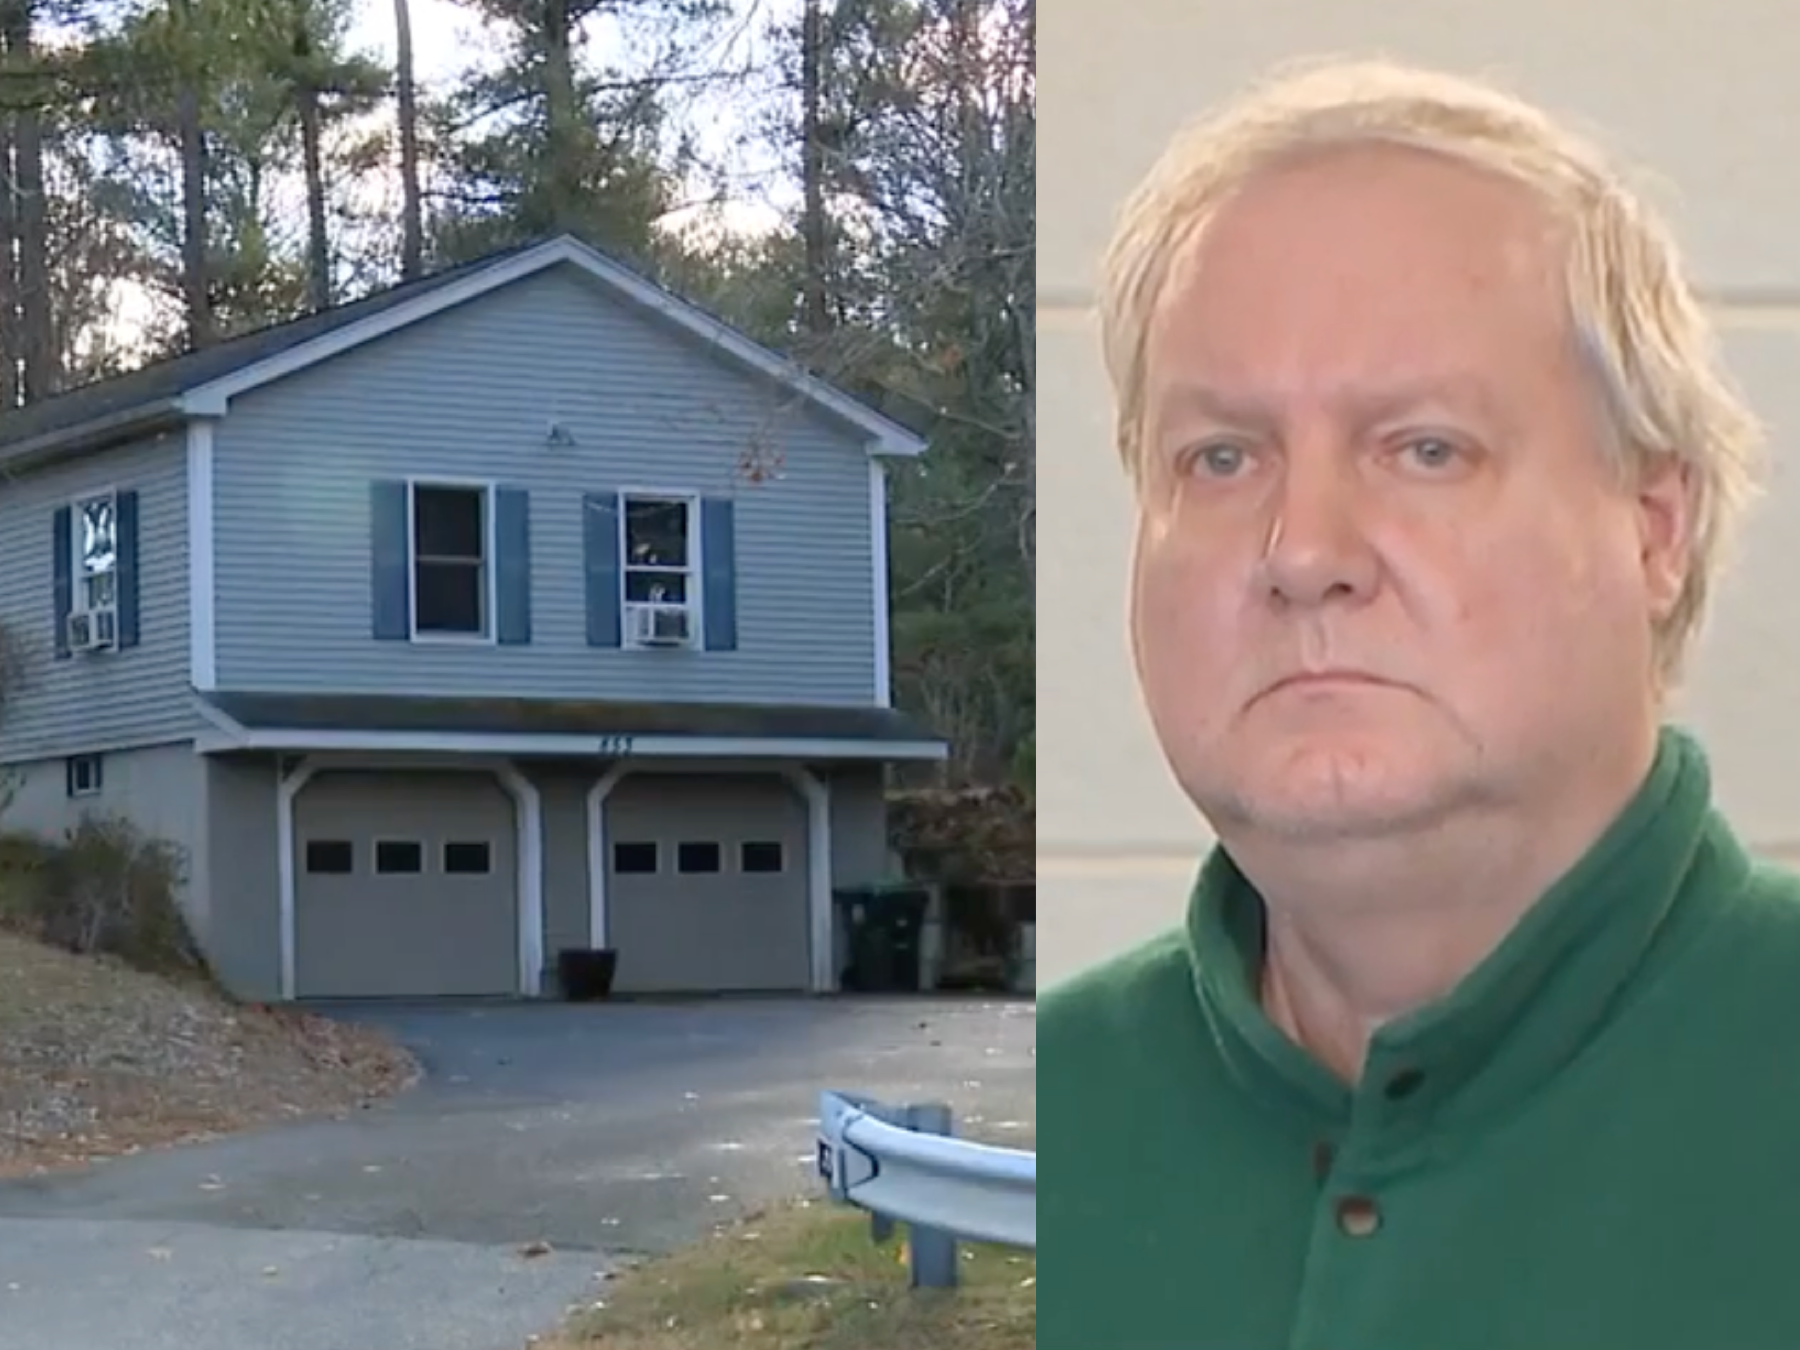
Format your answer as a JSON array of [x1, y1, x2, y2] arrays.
[[1256, 448, 1380, 608]]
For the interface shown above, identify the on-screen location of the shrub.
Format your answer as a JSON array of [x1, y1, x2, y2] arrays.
[[0, 813, 202, 977], [888, 783, 1034, 883]]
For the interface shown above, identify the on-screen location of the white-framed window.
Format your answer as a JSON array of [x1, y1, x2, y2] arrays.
[[66, 753, 103, 799], [410, 482, 492, 638], [621, 493, 696, 647], [72, 491, 117, 616]]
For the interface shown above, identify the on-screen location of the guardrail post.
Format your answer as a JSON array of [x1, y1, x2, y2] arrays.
[[904, 1102, 959, 1289]]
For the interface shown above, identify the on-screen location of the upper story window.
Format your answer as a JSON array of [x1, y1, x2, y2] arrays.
[[412, 483, 491, 638], [74, 492, 117, 615], [622, 494, 696, 647], [54, 488, 138, 658]]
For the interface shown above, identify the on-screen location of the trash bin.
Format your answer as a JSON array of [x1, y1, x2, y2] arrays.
[[558, 947, 618, 1001], [834, 883, 931, 992]]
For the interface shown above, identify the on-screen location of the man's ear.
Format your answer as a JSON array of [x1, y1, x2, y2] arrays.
[[1637, 453, 1695, 619]]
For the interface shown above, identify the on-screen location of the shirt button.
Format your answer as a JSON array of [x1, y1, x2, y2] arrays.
[[1385, 1068, 1426, 1101], [1336, 1195, 1381, 1237], [1311, 1140, 1334, 1179]]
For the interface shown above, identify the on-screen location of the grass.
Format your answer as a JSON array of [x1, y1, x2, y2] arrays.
[[539, 1199, 1036, 1350]]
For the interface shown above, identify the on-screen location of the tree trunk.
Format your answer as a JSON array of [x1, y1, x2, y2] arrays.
[[0, 0, 50, 401], [0, 0, 23, 409], [541, 0, 580, 233], [296, 80, 330, 310], [798, 0, 830, 338], [14, 69, 51, 400], [174, 0, 212, 349], [393, 0, 423, 278], [0, 114, 15, 413]]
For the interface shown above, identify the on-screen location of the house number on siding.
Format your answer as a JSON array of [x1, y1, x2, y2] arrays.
[[597, 735, 636, 756]]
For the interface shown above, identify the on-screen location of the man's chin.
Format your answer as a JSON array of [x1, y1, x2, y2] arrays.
[[1193, 742, 1469, 842]]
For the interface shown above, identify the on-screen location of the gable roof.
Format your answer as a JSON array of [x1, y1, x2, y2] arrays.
[[0, 234, 927, 466]]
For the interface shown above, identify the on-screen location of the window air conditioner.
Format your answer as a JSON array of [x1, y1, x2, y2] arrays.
[[630, 604, 693, 647], [66, 607, 118, 653]]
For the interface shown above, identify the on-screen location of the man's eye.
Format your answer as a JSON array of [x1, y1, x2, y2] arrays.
[[1402, 437, 1459, 469], [1189, 443, 1248, 477]]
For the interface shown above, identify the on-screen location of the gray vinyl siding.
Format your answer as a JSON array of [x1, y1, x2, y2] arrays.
[[200, 753, 282, 1001], [211, 266, 880, 705], [0, 741, 205, 919], [536, 764, 595, 973], [828, 763, 891, 886], [0, 434, 195, 761]]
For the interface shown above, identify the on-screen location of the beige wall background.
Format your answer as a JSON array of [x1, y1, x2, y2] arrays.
[[1038, 0, 1800, 986]]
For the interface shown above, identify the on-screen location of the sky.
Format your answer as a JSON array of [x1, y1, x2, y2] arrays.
[[81, 0, 799, 348], [341, 0, 800, 239]]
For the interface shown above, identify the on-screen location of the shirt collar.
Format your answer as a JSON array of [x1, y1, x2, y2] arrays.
[[1185, 725, 1745, 1144]]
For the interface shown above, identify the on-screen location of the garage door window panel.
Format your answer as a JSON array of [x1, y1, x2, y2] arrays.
[[614, 841, 659, 874], [677, 841, 722, 874], [375, 839, 425, 874], [306, 839, 354, 874], [444, 840, 493, 875], [740, 841, 785, 873], [413, 484, 491, 637]]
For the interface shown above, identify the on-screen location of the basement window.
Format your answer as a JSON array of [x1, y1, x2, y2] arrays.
[[66, 753, 103, 799]]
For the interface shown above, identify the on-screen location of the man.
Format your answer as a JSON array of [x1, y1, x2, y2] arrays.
[[1039, 57, 1800, 1350]]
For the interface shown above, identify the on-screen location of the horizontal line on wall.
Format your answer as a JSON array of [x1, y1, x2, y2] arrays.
[[1039, 849, 1205, 878], [1040, 289, 1094, 314], [1039, 288, 1800, 325], [1703, 298, 1800, 328]]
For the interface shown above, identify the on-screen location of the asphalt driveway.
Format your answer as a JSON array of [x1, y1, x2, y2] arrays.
[[0, 996, 1036, 1350]]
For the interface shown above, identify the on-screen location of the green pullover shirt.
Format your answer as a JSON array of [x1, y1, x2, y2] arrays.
[[1039, 726, 1800, 1350]]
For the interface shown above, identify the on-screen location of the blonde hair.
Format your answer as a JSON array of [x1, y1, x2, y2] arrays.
[[1098, 55, 1765, 682]]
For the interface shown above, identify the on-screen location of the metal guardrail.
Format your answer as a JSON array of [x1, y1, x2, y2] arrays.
[[815, 1089, 1037, 1288]]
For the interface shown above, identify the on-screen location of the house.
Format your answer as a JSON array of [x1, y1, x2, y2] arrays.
[[0, 233, 946, 1002]]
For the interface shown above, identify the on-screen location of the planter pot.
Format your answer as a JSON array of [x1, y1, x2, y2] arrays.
[[558, 947, 618, 1001]]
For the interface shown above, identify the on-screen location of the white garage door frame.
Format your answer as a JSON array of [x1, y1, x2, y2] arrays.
[[276, 753, 545, 1001], [585, 762, 834, 993]]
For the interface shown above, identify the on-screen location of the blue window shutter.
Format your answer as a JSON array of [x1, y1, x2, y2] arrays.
[[51, 505, 71, 660], [115, 489, 140, 649], [583, 492, 622, 648], [701, 497, 738, 652], [494, 487, 532, 645], [370, 479, 411, 640]]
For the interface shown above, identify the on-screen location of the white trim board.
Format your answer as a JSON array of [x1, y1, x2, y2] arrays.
[[869, 460, 892, 708], [199, 726, 947, 761], [275, 754, 545, 1001], [186, 419, 217, 690], [176, 235, 926, 457]]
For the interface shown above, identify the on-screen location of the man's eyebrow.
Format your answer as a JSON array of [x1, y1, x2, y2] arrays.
[[1145, 382, 1270, 429], [1146, 373, 1503, 430]]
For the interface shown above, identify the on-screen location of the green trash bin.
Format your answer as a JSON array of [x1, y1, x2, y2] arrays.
[[835, 883, 931, 992]]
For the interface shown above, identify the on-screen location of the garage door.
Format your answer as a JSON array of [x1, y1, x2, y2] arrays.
[[294, 770, 518, 998], [605, 774, 809, 993]]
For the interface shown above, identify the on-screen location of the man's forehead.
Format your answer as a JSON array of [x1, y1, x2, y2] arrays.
[[1143, 366, 1510, 427]]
